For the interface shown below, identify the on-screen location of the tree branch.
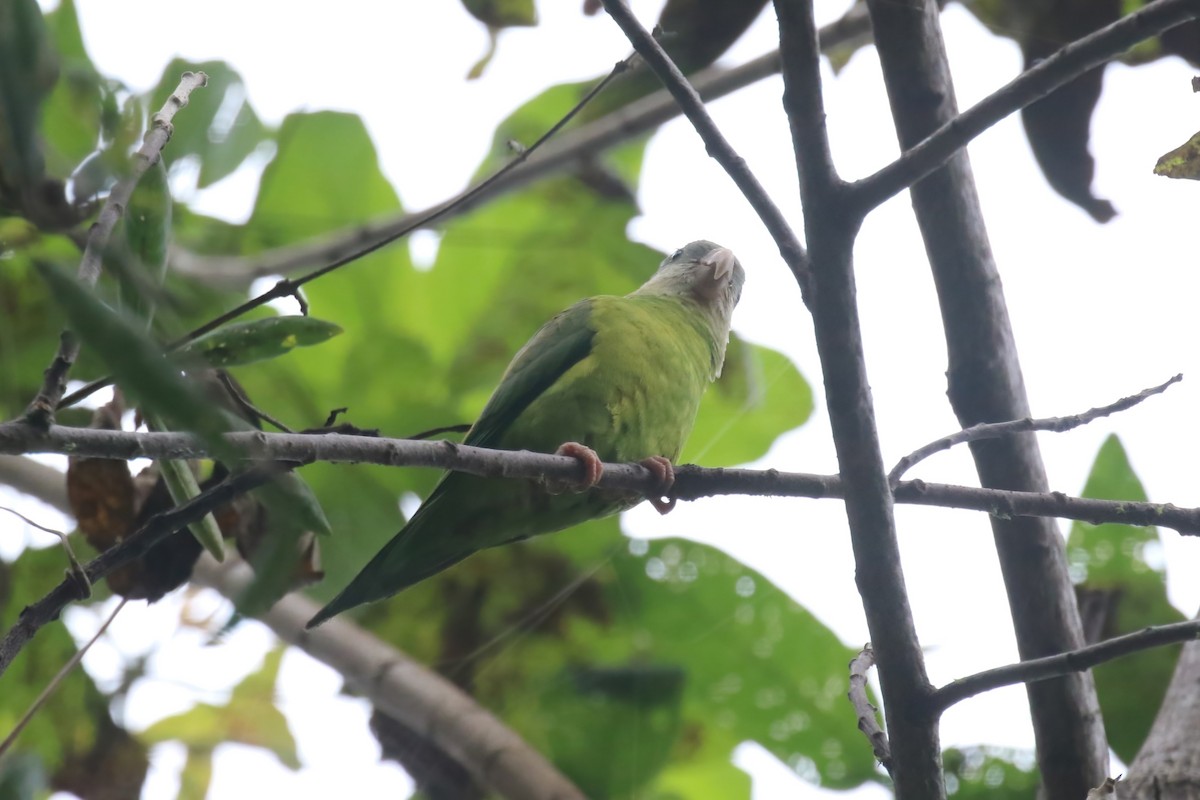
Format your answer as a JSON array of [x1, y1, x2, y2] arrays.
[[191, 557, 586, 800], [930, 619, 1200, 714], [5, 426, 1199, 533], [773, 1, 943, 796], [851, 0, 1200, 212], [888, 375, 1182, 486], [865, 0, 1110, 793], [24, 71, 208, 425], [848, 644, 892, 771], [599, 0, 812, 301]]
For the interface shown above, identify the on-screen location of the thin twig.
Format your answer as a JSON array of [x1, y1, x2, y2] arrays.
[[851, 0, 1200, 212], [599, 0, 813, 302], [930, 618, 1200, 714], [888, 375, 1183, 486], [0, 506, 90, 597], [25, 71, 208, 425], [0, 465, 277, 679], [0, 597, 128, 758], [7, 422, 1200, 532], [848, 644, 892, 771]]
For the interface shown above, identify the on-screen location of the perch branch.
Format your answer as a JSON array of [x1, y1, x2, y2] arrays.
[[853, 0, 1200, 211], [599, 0, 812, 300], [4, 426, 1200, 533], [888, 375, 1182, 485], [24, 71, 208, 424], [930, 619, 1200, 713]]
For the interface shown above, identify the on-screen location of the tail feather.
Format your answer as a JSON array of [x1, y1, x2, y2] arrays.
[[305, 492, 481, 628]]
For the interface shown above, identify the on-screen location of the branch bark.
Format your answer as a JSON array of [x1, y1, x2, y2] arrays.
[[5, 428, 1200, 533], [863, 0, 1109, 796], [773, 1, 943, 797]]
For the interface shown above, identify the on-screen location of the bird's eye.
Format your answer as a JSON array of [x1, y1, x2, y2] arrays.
[[670, 248, 683, 260]]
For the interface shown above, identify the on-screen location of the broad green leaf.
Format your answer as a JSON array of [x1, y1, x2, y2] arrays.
[[141, 648, 300, 787], [683, 335, 813, 467], [178, 316, 344, 368], [1067, 435, 1185, 762], [148, 59, 268, 188]]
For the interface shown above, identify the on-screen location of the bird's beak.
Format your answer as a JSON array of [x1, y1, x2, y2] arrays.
[[702, 247, 737, 283]]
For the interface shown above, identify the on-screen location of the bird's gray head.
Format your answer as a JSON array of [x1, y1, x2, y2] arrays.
[[634, 240, 746, 377]]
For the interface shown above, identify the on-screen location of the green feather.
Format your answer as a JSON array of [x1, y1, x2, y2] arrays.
[[308, 241, 744, 627]]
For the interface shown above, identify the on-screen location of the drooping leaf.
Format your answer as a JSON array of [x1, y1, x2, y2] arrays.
[[460, 0, 537, 28], [1067, 435, 1185, 762], [177, 316, 344, 368]]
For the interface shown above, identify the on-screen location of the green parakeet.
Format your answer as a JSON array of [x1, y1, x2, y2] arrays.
[[307, 240, 744, 627]]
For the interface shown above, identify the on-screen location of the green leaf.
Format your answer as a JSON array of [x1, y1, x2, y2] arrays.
[[460, 0, 537, 28], [0, 0, 57, 192], [148, 59, 268, 188], [178, 316, 344, 368], [141, 648, 300, 774], [683, 335, 813, 466], [1067, 434, 1185, 762], [36, 261, 230, 453], [114, 155, 172, 327]]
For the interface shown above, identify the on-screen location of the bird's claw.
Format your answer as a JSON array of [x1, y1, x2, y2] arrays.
[[640, 456, 676, 515], [547, 441, 604, 494]]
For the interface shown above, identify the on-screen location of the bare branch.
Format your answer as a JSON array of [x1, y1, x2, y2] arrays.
[[888, 375, 1182, 486], [848, 644, 892, 772], [192, 558, 586, 800], [24, 71, 208, 425], [851, 0, 1200, 211], [930, 619, 1200, 714], [599, 0, 812, 301], [6, 425, 1200, 534]]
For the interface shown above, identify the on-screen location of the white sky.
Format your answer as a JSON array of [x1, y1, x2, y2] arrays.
[[9, 0, 1200, 798]]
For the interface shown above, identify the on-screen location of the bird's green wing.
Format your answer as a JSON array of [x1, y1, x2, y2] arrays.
[[464, 299, 597, 449], [306, 301, 599, 627]]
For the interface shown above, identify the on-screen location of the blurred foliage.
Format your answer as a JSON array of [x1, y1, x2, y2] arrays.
[[0, 3, 865, 798], [1067, 435, 1184, 764], [942, 747, 1038, 800]]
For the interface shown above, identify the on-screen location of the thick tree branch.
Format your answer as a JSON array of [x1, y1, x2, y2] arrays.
[[24, 71, 208, 425], [599, 0, 812, 300], [192, 558, 586, 800], [930, 619, 1200, 714], [774, 2, 943, 797], [865, 0, 1110, 794], [5, 427, 1199, 533], [852, 0, 1200, 212]]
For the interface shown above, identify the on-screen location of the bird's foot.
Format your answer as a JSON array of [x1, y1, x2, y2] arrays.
[[546, 441, 604, 494], [640, 456, 676, 515]]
